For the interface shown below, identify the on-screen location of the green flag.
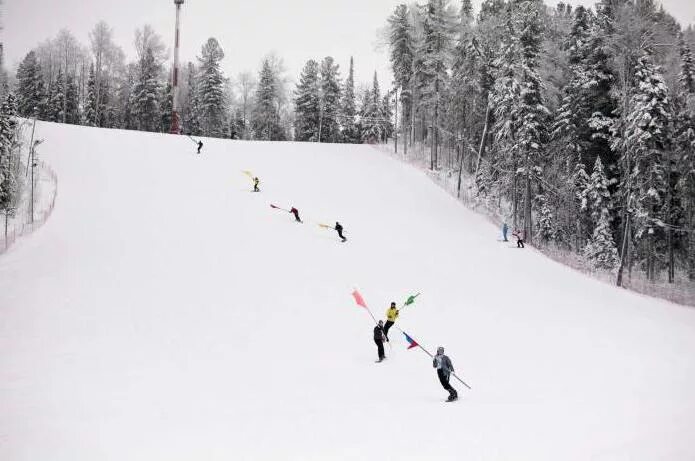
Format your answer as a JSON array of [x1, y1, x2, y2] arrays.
[[404, 293, 420, 306]]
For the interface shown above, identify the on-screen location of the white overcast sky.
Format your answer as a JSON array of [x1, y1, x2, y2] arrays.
[[2, 0, 695, 89]]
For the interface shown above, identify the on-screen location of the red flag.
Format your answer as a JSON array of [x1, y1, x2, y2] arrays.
[[352, 290, 368, 309], [403, 332, 419, 349]]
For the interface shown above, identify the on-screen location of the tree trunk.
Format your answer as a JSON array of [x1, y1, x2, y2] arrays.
[[525, 159, 533, 245], [475, 102, 491, 179], [457, 140, 465, 198], [616, 209, 631, 287]]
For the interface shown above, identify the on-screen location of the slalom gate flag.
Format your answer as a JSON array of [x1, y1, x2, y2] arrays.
[[242, 170, 254, 179], [404, 293, 420, 307], [318, 223, 333, 230], [352, 290, 368, 309], [270, 204, 284, 211], [403, 332, 419, 349]]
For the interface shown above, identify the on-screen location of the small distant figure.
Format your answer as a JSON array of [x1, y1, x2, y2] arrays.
[[373, 320, 386, 362], [253, 177, 260, 192], [512, 228, 525, 248], [433, 346, 458, 402], [502, 222, 509, 242], [384, 302, 399, 342], [290, 207, 302, 223], [197, 140, 203, 154], [335, 221, 347, 242]]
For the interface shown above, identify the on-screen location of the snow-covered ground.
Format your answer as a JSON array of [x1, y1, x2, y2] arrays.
[[2, 122, 695, 460]]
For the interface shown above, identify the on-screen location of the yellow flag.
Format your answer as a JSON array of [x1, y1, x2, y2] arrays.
[[242, 170, 254, 179]]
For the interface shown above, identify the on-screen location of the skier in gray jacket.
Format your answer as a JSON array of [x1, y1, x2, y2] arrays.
[[433, 346, 458, 401]]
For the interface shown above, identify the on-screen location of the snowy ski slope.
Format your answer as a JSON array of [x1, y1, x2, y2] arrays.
[[2, 122, 695, 460]]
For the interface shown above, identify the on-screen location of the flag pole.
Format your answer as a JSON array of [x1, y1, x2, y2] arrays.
[[396, 326, 471, 390]]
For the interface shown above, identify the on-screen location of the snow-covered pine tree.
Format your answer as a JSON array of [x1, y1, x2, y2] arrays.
[[417, 0, 454, 169], [447, 0, 476, 159], [85, 64, 98, 126], [679, 34, 695, 94], [341, 57, 359, 143], [48, 68, 66, 122], [159, 81, 173, 133], [514, 0, 550, 244], [584, 207, 620, 271], [582, 156, 614, 222], [65, 74, 80, 124], [381, 90, 394, 143], [620, 49, 672, 281], [251, 58, 285, 141], [535, 192, 554, 242], [0, 93, 19, 241], [16, 51, 47, 118], [388, 4, 416, 153], [294, 59, 320, 142], [197, 38, 227, 138], [182, 62, 201, 135], [318, 56, 342, 143], [360, 72, 384, 143], [133, 47, 162, 132]]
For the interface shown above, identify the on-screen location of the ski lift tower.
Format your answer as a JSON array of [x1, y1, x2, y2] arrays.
[[170, 0, 184, 134]]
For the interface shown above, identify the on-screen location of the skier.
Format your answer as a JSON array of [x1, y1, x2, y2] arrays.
[[197, 140, 203, 154], [253, 177, 260, 192], [290, 207, 302, 223], [512, 228, 525, 248], [502, 222, 509, 242], [433, 346, 458, 401], [374, 320, 386, 362], [383, 302, 399, 342], [335, 222, 347, 242]]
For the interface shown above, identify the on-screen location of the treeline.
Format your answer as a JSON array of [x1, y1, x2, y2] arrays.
[[2, 22, 395, 144], [383, 0, 695, 287]]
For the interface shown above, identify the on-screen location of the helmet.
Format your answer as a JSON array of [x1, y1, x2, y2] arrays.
[[437, 346, 445, 354]]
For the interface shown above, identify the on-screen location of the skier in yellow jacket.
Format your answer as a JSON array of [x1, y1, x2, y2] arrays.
[[383, 302, 399, 342]]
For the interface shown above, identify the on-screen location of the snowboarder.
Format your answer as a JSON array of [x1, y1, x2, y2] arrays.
[[502, 222, 509, 242], [197, 140, 203, 154], [374, 320, 386, 362], [290, 207, 302, 223], [253, 177, 260, 192], [433, 346, 458, 401], [512, 228, 525, 248], [384, 302, 399, 342], [335, 222, 347, 242]]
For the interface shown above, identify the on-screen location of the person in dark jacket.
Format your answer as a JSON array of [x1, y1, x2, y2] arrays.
[[290, 207, 302, 223], [253, 177, 260, 192], [335, 222, 347, 242], [512, 228, 525, 248], [374, 320, 386, 362], [502, 222, 509, 242], [433, 346, 458, 401], [197, 140, 203, 154]]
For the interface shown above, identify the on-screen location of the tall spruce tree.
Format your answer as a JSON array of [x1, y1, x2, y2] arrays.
[[619, 50, 672, 280], [197, 38, 227, 138], [294, 59, 321, 142], [360, 72, 385, 143], [388, 4, 416, 153], [341, 57, 359, 143], [16, 51, 47, 117], [318, 56, 342, 143], [252, 58, 285, 141], [418, 0, 454, 169], [182, 62, 201, 135], [133, 47, 162, 132]]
